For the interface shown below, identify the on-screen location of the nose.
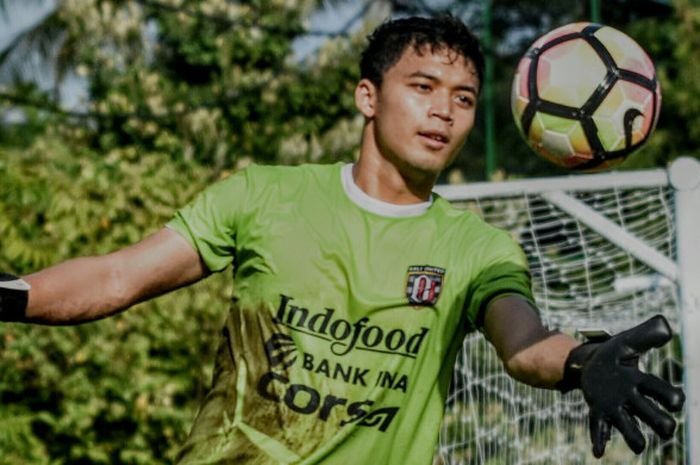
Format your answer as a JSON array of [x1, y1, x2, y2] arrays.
[[429, 91, 453, 124]]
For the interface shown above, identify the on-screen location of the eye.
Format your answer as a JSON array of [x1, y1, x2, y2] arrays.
[[414, 83, 432, 92], [456, 95, 474, 108]]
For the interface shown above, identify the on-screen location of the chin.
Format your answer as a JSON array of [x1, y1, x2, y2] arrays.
[[411, 154, 453, 174], [388, 147, 455, 180], [401, 160, 445, 179]]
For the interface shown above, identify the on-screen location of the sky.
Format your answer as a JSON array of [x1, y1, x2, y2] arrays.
[[0, 0, 57, 50]]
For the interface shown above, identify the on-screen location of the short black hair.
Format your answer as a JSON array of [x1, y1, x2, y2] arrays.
[[360, 15, 485, 91]]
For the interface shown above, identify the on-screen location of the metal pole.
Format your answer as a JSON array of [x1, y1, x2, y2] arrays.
[[590, 0, 602, 22], [483, 0, 496, 179], [669, 156, 700, 465]]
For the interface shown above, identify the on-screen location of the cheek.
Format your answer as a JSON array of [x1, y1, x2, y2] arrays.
[[455, 112, 476, 139], [402, 94, 429, 121], [376, 99, 418, 144], [379, 92, 424, 126]]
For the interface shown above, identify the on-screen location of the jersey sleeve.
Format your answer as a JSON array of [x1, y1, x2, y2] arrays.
[[166, 169, 250, 272], [464, 229, 535, 330]]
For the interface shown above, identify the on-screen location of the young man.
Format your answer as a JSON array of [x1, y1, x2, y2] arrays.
[[0, 15, 685, 465]]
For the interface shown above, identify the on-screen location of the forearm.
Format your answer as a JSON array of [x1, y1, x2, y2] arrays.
[[505, 332, 579, 388], [23, 254, 133, 324], [483, 295, 579, 388], [13, 229, 207, 325]]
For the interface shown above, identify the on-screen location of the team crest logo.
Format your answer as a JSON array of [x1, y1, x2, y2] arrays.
[[406, 266, 446, 306]]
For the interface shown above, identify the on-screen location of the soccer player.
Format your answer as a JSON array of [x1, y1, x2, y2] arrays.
[[0, 15, 685, 464]]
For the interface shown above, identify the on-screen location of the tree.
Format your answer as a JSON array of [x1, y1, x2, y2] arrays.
[[0, 138, 223, 465], [621, 0, 700, 167], [1, 0, 368, 169], [0, 1, 367, 463]]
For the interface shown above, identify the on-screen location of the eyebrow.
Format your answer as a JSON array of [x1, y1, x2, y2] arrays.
[[407, 71, 478, 95]]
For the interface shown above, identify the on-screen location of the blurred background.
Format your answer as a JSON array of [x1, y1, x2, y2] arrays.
[[0, 1, 698, 463]]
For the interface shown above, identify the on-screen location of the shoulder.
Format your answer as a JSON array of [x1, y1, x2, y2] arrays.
[[222, 162, 344, 210], [244, 162, 341, 179], [430, 195, 523, 255], [431, 194, 497, 231], [241, 162, 342, 189]]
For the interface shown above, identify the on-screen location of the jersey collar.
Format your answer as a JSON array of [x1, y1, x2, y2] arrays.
[[341, 164, 433, 218]]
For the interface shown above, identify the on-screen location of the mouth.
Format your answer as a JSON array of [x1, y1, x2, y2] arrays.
[[418, 131, 450, 149]]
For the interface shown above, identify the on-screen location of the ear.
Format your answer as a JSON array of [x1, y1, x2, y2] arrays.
[[355, 78, 377, 118]]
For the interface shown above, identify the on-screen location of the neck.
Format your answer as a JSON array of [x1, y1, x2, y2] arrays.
[[354, 130, 437, 205]]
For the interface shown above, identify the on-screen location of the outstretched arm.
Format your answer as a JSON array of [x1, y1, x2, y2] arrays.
[[482, 295, 578, 388], [5, 228, 207, 325], [483, 295, 685, 458]]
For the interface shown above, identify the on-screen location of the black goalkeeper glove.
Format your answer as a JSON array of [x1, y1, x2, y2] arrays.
[[0, 272, 30, 322], [556, 315, 685, 458]]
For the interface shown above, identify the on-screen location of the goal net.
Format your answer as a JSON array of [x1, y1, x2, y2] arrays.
[[433, 158, 700, 465]]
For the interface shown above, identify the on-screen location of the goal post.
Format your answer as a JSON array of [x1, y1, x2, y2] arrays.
[[670, 157, 700, 465], [434, 156, 699, 465]]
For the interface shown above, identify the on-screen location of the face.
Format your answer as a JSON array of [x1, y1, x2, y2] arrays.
[[356, 46, 479, 179]]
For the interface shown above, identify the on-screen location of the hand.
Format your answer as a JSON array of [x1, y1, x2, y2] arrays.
[[557, 315, 685, 458], [0, 272, 30, 321]]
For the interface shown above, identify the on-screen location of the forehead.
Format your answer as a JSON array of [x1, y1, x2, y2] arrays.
[[384, 46, 480, 90]]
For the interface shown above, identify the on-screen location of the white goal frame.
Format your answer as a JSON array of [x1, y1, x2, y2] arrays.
[[434, 156, 700, 465]]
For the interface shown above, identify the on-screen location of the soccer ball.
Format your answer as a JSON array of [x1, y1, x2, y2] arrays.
[[511, 22, 661, 171]]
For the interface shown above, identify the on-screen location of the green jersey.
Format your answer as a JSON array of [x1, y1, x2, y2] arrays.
[[167, 163, 533, 465]]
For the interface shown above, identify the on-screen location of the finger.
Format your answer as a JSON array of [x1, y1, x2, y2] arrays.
[[619, 315, 672, 354], [628, 394, 677, 439], [589, 412, 612, 458], [639, 373, 686, 412], [611, 408, 646, 454]]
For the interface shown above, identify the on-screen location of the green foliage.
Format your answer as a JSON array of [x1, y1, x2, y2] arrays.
[[0, 138, 232, 464], [39, 0, 362, 169], [0, 1, 367, 462], [621, 0, 700, 168]]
